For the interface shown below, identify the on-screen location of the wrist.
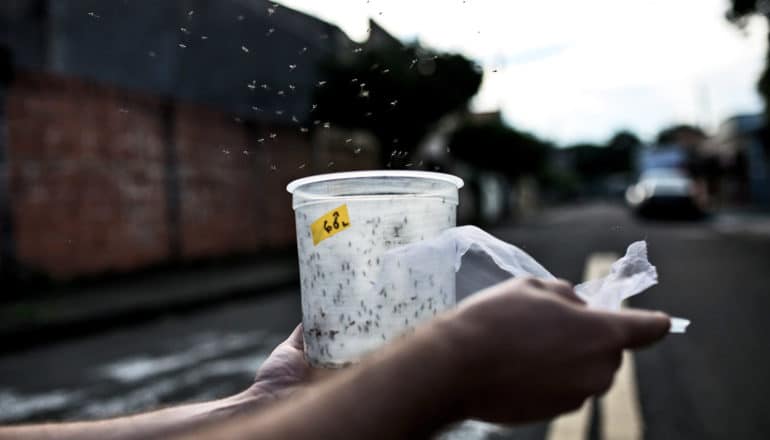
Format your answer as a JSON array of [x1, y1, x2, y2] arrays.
[[215, 391, 274, 419], [403, 313, 469, 425], [431, 309, 484, 416]]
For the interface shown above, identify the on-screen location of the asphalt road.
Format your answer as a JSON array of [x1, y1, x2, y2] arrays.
[[1, 202, 768, 439]]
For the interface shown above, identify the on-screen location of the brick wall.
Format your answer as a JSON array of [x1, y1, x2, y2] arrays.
[[7, 73, 171, 278], [173, 104, 312, 259], [4, 72, 322, 280]]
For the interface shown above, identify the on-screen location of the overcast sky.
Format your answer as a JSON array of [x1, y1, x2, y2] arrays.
[[279, 0, 767, 145]]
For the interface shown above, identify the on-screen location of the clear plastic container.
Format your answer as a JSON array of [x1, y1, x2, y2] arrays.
[[287, 170, 464, 367]]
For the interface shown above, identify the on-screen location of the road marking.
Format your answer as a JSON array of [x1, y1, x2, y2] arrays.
[[546, 398, 592, 440], [602, 350, 643, 439], [581, 253, 618, 282], [548, 252, 643, 440]]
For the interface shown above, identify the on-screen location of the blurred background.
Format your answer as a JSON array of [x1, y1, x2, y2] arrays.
[[0, 1, 768, 439]]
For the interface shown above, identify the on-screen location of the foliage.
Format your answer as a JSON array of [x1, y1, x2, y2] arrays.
[[727, 0, 770, 119], [314, 43, 482, 166], [447, 120, 552, 178], [566, 130, 640, 180], [727, 0, 762, 24], [608, 130, 642, 152], [656, 125, 705, 145]]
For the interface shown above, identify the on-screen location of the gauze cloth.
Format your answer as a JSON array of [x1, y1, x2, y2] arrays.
[[376, 225, 689, 333]]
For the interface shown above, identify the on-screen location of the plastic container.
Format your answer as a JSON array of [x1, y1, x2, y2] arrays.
[[287, 170, 464, 367]]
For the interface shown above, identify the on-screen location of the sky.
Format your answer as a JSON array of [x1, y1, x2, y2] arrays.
[[279, 0, 767, 145]]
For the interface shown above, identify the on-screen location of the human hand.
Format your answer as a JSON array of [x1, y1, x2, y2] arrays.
[[442, 277, 670, 423], [239, 324, 314, 406]]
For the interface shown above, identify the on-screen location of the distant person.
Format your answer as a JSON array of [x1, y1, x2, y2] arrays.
[[0, 277, 669, 439]]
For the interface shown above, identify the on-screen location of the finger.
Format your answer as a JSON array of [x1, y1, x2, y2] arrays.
[[522, 276, 546, 289], [608, 349, 623, 371], [599, 309, 671, 349], [542, 278, 584, 305]]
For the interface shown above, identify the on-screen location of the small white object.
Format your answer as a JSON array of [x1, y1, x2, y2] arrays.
[[669, 317, 691, 333]]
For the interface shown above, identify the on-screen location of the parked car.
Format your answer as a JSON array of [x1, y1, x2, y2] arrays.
[[625, 168, 706, 219]]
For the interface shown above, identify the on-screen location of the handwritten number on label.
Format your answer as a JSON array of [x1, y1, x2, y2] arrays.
[[324, 212, 343, 234], [311, 204, 351, 245]]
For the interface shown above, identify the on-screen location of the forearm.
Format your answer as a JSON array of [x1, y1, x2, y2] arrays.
[[184, 315, 464, 439], [0, 392, 262, 440]]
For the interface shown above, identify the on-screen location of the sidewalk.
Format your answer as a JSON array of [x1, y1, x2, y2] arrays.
[[0, 256, 299, 354]]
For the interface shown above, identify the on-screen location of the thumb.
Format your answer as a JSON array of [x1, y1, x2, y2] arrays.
[[284, 323, 304, 351], [269, 324, 304, 354], [602, 309, 671, 349]]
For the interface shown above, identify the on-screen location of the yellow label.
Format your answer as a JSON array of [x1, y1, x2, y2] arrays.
[[311, 204, 351, 245]]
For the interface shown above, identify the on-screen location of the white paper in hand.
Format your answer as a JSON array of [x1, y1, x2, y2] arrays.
[[377, 225, 689, 333]]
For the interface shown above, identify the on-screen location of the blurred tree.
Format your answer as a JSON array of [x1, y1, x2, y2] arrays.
[[656, 124, 706, 146], [727, 1, 770, 119], [568, 143, 607, 179], [314, 43, 482, 166], [568, 130, 639, 180], [606, 130, 641, 172], [608, 130, 641, 151], [656, 124, 712, 178], [447, 120, 552, 179], [728, 0, 761, 18]]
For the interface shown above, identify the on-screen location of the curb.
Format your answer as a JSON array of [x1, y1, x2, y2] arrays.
[[0, 259, 299, 355]]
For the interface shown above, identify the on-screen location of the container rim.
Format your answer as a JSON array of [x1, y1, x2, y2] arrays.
[[286, 170, 464, 194]]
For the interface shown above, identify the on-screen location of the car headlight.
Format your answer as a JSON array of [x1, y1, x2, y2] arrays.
[[625, 185, 647, 205]]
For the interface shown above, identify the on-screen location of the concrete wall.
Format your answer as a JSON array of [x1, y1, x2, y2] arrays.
[[0, 0, 351, 123]]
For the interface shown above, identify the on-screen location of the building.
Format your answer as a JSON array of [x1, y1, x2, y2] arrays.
[[0, 0, 386, 283], [707, 114, 769, 207], [0, 0, 355, 122]]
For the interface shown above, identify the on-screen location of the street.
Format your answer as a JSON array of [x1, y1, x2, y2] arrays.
[[495, 203, 770, 439], [1, 202, 769, 439]]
